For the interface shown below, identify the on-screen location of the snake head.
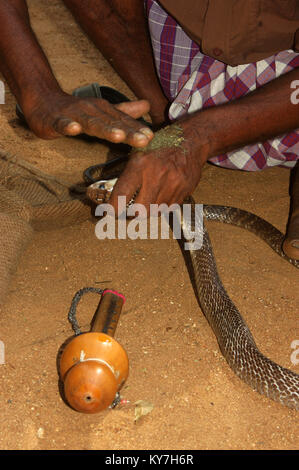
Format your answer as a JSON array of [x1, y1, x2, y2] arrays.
[[86, 178, 139, 208], [86, 178, 118, 204]]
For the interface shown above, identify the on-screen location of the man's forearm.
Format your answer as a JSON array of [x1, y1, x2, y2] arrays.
[[0, 0, 62, 111], [63, 0, 169, 124], [0, 0, 60, 106], [181, 68, 299, 160]]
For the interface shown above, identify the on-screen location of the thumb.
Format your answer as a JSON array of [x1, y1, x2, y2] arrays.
[[115, 99, 151, 119]]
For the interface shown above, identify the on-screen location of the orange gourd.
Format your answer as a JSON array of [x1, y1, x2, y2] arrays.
[[59, 290, 128, 413]]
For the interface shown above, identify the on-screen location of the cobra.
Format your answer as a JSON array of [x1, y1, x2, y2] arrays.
[[86, 177, 299, 411]]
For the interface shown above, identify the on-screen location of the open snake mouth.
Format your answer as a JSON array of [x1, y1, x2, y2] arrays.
[[86, 178, 118, 205], [86, 178, 139, 208]]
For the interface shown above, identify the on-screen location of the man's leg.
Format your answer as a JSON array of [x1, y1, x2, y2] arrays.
[[63, 0, 169, 126], [283, 163, 299, 260]]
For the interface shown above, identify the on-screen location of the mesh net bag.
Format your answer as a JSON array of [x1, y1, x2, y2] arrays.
[[0, 147, 92, 305]]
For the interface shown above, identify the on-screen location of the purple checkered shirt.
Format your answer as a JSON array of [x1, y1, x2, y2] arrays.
[[145, 0, 299, 171]]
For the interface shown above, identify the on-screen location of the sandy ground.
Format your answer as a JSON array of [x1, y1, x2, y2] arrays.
[[0, 0, 298, 451]]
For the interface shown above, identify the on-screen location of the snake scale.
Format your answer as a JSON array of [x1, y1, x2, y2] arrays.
[[85, 164, 299, 411], [184, 199, 299, 410]]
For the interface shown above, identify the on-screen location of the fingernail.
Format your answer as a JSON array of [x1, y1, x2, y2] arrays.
[[133, 131, 150, 142], [110, 128, 126, 141], [111, 128, 123, 135], [139, 127, 154, 138], [66, 121, 82, 134], [68, 121, 81, 129]]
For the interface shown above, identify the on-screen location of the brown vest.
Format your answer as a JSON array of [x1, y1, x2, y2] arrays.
[[159, 0, 299, 65]]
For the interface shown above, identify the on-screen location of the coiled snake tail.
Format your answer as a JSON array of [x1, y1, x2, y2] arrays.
[[186, 198, 299, 410]]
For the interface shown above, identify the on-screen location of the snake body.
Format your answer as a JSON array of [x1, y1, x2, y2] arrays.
[[85, 168, 299, 410], [187, 198, 299, 410]]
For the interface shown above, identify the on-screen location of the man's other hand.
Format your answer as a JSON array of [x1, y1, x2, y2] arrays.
[[23, 92, 154, 147]]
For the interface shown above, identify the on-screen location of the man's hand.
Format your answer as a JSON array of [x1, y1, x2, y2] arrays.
[[109, 124, 210, 214], [0, 0, 156, 148], [22, 91, 154, 146]]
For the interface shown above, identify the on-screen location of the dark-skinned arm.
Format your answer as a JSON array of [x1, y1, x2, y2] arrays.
[[195, 67, 299, 157], [63, 0, 169, 126], [0, 0, 154, 146], [109, 67, 299, 212]]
